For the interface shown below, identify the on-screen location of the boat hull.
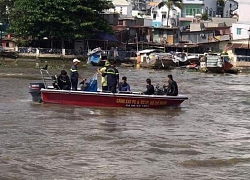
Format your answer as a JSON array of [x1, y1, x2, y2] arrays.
[[41, 89, 188, 108], [140, 59, 173, 69]]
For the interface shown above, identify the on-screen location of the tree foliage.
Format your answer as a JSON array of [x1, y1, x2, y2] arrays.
[[0, 0, 14, 24], [201, 13, 208, 20], [8, 0, 113, 42]]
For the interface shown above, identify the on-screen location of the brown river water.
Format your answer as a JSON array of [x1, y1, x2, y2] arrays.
[[0, 61, 250, 180]]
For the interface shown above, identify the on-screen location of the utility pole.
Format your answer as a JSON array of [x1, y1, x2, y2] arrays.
[[0, 23, 2, 47], [136, 33, 139, 52]]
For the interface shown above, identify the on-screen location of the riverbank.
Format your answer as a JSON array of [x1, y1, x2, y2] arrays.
[[2, 58, 250, 75]]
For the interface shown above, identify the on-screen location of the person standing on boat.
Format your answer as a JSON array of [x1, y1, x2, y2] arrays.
[[97, 60, 110, 91], [70, 58, 84, 91], [118, 76, 130, 92], [143, 78, 154, 95], [165, 75, 178, 96], [102, 60, 119, 93], [108, 47, 115, 61], [200, 53, 208, 63]]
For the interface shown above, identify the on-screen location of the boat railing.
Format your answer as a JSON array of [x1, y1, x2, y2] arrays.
[[40, 68, 56, 89]]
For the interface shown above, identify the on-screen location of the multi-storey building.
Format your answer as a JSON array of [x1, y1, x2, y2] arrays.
[[180, 0, 218, 26], [232, 0, 250, 40], [150, 4, 181, 27], [107, 0, 133, 17], [223, 0, 238, 18]]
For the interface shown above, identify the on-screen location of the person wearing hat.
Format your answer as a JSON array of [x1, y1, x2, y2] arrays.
[[97, 60, 110, 91], [102, 60, 119, 93], [70, 58, 84, 91]]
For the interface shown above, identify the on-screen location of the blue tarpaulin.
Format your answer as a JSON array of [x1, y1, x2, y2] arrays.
[[81, 73, 98, 92], [94, 32, 119, 42], [89, 53, 101, 64]]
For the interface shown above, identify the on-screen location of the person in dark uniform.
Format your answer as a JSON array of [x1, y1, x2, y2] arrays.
[[57, 70, 71, 90], [143, 78, 154, 95], [102, 60, 119, 93], [70, 59, 84, 91], [165, 74, 178, 96], [52, 70, 71, 90]]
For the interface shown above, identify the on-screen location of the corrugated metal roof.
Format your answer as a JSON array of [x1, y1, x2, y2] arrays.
[[224, 43, 249, 51]]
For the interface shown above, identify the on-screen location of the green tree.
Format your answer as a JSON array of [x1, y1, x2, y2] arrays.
[[158, 0, 182, 27], [201, 13, 208, 20], [8, 0, 113, 48], [0, 0, 14, 24], [217, 0, 225, 7]]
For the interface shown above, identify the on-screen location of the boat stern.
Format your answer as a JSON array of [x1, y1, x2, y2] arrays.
[[29, 82, 45, 103]]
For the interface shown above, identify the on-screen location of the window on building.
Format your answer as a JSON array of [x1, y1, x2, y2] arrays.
[[162, 14, 166, 19], [6, 42, 9, 47], [185, 8, 201, 16], [236, 28, 241, 35], [153, 13, 156, 20]]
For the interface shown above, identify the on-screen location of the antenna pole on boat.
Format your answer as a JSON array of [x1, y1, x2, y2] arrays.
[[87, 40, 89, 52]]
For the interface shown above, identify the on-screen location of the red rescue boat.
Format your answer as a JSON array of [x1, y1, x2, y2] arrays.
[[41, 89, 188, 108], [29, 69, 188, 108]]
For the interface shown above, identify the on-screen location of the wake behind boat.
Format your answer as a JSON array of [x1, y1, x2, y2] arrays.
[[28, 69, 188, 108]]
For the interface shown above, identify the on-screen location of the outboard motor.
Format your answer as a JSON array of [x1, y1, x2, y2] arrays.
[[154, 84, 165, 95], [29, 82, 45, 102]]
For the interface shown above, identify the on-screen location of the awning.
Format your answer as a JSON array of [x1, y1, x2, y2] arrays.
[[94, 32, 119, 42], [224, 43, 249, 51], [179, 18, 193, 22]]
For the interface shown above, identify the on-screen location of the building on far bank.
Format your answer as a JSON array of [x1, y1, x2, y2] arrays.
[[180, 21, 231, 52], [151, 27, 179, 45], [223, 0, 250, 66], [232, 0, 250, 40], [108, 0, 133, 17], [149, 1, 181, 27], [223, 0, 238, 18], [179, 0, 218, 26]]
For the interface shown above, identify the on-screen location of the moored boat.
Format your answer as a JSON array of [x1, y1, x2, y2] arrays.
[[172, 52, 200, 67], [200, 53, 234, 73], [137, 49, 173, 69]]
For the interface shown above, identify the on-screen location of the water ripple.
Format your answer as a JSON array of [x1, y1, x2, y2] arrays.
[[0, 67, 250, 179]]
